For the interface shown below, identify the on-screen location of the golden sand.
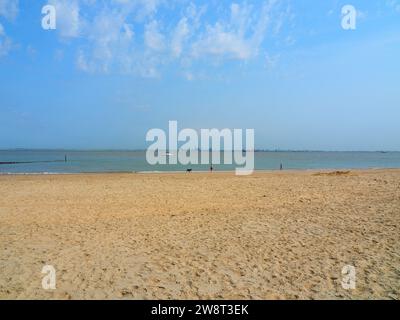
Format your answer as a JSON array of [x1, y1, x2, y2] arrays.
[[0, 169, 399, 299]]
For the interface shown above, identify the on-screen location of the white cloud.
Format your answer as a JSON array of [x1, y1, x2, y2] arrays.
[[136, 0, 161, 18], [76, 11, 136, 73], [387, 0, 400, 13], [169, 3, 206, 60], [112, 0, 162, 21], [0, 0, 18, 20], [357, 10, 368, 20], [76, 49, 90, 72], [0, 22, 12, 57], [49, 0, 80, 38], [265, 52, 280, 68], [72, 2, 168, 76], [192, 23, 253, 60], [171, 17, 189, 58], [46, 0, 290, 77], [144, 20, 165, 51], [191, 1, 277, 61], [0, 0, 18, 57]]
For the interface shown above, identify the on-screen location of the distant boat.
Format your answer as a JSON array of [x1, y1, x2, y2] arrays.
[[159, 151, 174, 156]]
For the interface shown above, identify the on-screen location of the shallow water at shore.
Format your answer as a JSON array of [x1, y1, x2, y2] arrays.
[[1, 150, 400, 174]]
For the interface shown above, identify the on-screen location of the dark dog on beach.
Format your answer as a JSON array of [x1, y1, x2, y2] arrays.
[[186, 169, 192, 173]]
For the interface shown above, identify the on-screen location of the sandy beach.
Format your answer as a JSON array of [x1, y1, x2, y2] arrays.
[[0, 169, 399, 300]]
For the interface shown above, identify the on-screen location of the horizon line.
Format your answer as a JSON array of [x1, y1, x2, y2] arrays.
[[0, 148, 399, 153]]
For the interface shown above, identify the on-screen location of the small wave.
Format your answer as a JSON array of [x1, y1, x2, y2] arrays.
[[0, 172, 71, 175]]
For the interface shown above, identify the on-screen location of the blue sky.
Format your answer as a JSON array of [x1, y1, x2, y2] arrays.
[[0, 0, 399, 150]]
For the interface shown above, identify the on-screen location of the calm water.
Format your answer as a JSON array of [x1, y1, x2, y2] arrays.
[[1, 150, 400, 174]]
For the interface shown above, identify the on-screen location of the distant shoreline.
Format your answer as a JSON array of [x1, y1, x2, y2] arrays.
[[1, 167, 400, 176]]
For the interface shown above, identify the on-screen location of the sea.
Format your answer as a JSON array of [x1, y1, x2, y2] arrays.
[[1, 150, 400, 174]]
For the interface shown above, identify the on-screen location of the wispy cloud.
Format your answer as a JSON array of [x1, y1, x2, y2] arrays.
[[387, 0, 400, 13], [45, 0, 291, 77], [145, 20, 165, 51], [192, 2, 269, 60], [0, 0, 18, 57], [75, 10, 136, 73], [49, 0, 80, 38], [0, 22, 11, 56], [0, 0, 18, 20]]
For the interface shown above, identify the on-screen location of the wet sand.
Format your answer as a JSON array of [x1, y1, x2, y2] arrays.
[[0, 169, 399, 299]]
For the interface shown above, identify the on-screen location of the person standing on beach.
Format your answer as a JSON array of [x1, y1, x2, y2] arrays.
[[210, 165, 213, 172], [280, 163, 283, 170]]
